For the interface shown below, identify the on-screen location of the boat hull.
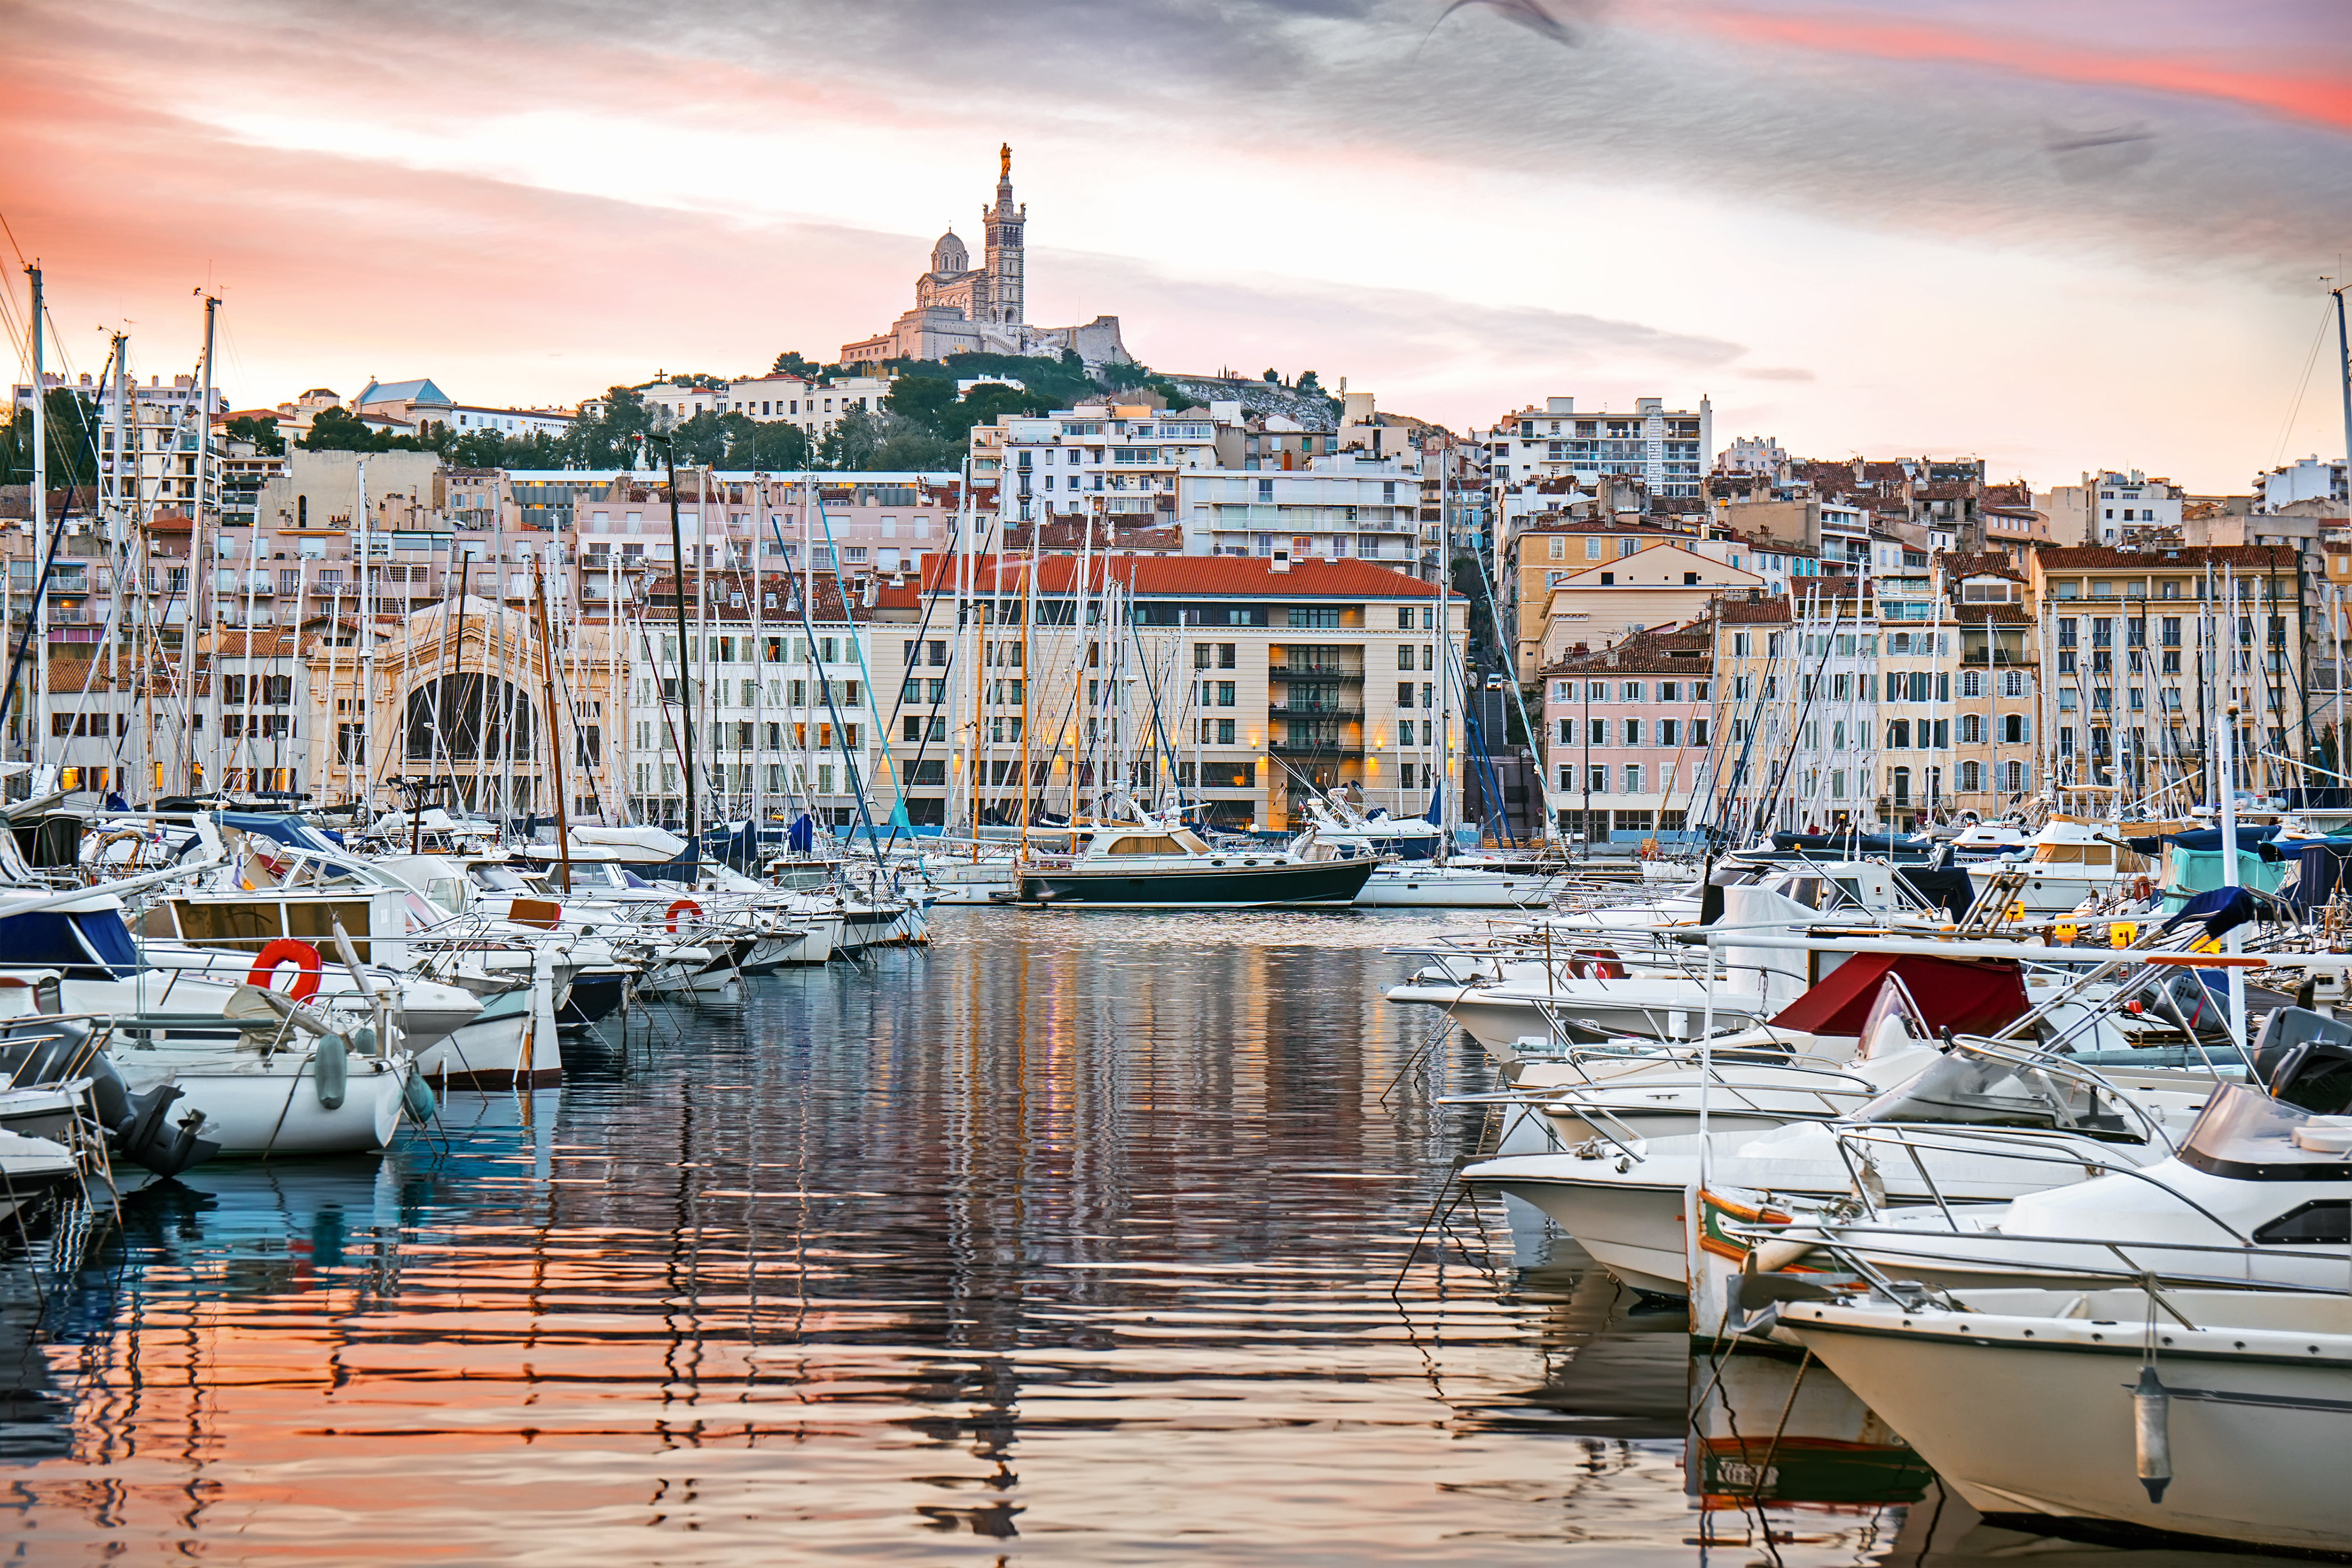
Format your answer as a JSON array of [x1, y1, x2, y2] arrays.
[[416, 1001, 558, 1090], [1782, 1292, 2352, 1556], [112, 1049, 410, 1156], [1019, 857, 1375, 908]]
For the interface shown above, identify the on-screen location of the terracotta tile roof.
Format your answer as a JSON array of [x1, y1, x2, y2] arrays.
[[909, 555, 1439, 599], [208, 630, 298, 659], [1552, 624, 1715, 674], [1939, 551, 2025, 581], [1718, 596, 1794, 624], [2036, 545, 2295, 571]]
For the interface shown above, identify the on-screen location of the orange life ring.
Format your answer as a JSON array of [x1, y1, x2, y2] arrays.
[[248, 938, 323, 1001], [665, 898, 702, 934], [2131, 875, 2153, 900], [1582, 948, 1626, 979]]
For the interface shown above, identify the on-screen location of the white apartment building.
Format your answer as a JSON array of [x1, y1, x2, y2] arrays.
[[636, 375, 894, 440], [2090, 470, 2185, 544], [2257, 456, 2348, 512], [1488, 394, 1714, 529], [1716, 435, 1790, 475], [974, 404, 1219, 527], [1178, 461, 1422, 563]]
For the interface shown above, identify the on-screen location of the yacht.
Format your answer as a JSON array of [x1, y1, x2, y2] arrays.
[[1016, 821, 1376, 909]]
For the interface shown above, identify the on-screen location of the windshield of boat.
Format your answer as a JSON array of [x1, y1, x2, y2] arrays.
[[2178, 1083, 2352, 1180], [470, 866, 533, 892], [1854, 1044, 2134, 1135], [620, 869, 654, 889]]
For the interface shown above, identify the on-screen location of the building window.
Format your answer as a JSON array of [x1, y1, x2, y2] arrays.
[[1587, 766, 1608, 794], [1622, 766, 1642, 794]]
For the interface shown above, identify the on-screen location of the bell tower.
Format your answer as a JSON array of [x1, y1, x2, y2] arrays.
[[981, 142, 1025, 330]]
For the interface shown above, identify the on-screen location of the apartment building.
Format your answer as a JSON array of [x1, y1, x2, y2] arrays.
[[1542, 626, 1715, 843], [1504, 522, 1763, 668], [1486, 395, 1714, 541], [1178, 463, 1421, 564], [2025, 545, 2306, 801], [634, 375, 893, 440], [974, 404, 1219, 529], [872, 556, 1456, 830]]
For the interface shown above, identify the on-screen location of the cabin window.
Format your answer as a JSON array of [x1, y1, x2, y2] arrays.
[[1105, 835, 1182, 856]]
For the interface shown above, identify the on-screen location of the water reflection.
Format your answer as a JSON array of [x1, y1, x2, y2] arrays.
[[0, 912, 2280, 1562]]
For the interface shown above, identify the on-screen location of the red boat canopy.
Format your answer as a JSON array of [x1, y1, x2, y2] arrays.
[[1766, 953, 2029, 1037]]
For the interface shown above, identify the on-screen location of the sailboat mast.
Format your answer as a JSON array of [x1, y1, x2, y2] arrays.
[[1434, 439, 1451, 862], [27, 265, 46, 780]]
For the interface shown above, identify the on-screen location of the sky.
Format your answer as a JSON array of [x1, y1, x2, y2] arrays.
[[3, 0, 2348, 492]]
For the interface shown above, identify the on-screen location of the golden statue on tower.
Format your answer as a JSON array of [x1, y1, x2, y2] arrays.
[[1000, 142, 1011, 180]]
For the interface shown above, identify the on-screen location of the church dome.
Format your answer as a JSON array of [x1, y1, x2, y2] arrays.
[[930, 228, 969, 276]]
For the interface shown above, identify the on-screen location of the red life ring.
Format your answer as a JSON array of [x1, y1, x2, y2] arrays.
[[1583, 948, 1626, 979], [665, 898, 702, 934], [248, 938, 323, 1001]]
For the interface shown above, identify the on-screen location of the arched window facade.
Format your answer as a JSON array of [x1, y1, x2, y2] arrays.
[[404, 675, 534, 762]]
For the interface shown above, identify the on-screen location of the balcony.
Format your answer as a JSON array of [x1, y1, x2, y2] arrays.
[[1271, 706, 1364, 722], [1278, 661, 1361, 680]]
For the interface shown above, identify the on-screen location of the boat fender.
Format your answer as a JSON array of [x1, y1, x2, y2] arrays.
[[404, 1074, 436, 1123], [248, 939, 323, 1002], [314, 1033, 348, 1110], [665, 898, 702, 934], [2132, 1364, 2171, 1503], [1749, 1238, 1819, 1274]]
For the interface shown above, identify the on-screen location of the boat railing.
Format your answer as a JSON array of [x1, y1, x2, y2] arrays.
[[1728, 1212, 2352, 1303]]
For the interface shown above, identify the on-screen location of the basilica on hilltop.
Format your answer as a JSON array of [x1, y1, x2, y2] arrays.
[[839, 146, 1131, 370]]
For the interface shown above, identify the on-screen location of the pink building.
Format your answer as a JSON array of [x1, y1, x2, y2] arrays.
[[1542, 624, 1716, 843]]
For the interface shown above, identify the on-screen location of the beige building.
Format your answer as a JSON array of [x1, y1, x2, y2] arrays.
[[872, 556, 1460, 830]]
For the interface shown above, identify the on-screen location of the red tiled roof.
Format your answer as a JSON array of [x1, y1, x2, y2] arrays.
[[1552, 625, 1715, 674], [1939, 551, 2025, 581], [909, 555, 1439, 599], [2036, 545, 2295, 571]]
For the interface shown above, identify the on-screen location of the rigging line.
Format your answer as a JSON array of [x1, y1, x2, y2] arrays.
[[2269, 291, 2338, 472]]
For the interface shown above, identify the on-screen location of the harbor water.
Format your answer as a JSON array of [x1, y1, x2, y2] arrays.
[[0, 912, 2274, 1563]]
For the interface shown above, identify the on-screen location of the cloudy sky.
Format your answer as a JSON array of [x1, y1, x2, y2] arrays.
[[6, 0, 2348, 491]]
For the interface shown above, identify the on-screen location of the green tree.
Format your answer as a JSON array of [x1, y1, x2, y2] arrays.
[[1295, 370, 1322, 395], [770, 350, 822, 379], [563, 386, 654, 468], [224, 413, 284, 456], [299, 406, 431, 452], [0, 390, 102, 497], [732, 418, 813, 472], [1264, 368, 1280, 383], [870, 422, 962, 472]]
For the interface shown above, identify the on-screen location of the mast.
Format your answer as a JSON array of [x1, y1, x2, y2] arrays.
[[1434, 442, 1452, 861], [2218, 567, 2247, 1050], [532, 556, 573, 890], [356, 456, 372, 818], [660, 440, 697, 862], [197, 293, 218, 792], [27, 265, 45, 781]]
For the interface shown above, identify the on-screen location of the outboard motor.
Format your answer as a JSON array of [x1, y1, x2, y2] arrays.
[[109, 1084, 217, 1178], [0, 1017, 220, 1178]]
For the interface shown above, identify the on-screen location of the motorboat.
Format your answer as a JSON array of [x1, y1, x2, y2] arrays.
[[1017, 821, 1375, 909], [1777, 1284, 2352, 1555], [1468, 1033, 2224, 1298], [1761, 1007, 2352, 1295]]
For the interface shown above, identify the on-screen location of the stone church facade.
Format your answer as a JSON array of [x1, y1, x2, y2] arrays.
[[841, 147, 1132, 370]]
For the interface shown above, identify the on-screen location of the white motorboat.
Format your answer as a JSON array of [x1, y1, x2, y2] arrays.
[[1778, 1285, 2352, 1556], [1352, 862, 1555, 908], [1468, 1037, 2221, 1297]]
